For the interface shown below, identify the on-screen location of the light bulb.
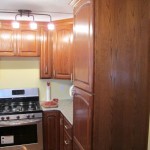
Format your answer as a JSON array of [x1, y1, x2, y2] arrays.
[[30, 22, 37, 30], [12, 21, 20, 29], [48, 22, 55, 30]]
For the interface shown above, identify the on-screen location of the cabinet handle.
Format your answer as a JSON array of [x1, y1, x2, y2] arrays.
[[71, 73, 73, 82], [60, 118, 63, 125], [45, 66, 48, 74], [64, 140, 70, 145], [53, 70, 56, 77], [64, 125, 70, 130]]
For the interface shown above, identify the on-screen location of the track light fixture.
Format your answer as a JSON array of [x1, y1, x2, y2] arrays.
[[1, 9, 55, 30]]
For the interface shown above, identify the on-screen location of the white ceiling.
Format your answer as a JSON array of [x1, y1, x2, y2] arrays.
[[0, 0, 73, 22]]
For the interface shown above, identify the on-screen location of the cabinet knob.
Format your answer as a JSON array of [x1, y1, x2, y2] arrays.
[[64, 140, 70, 145], [64, 125, 70, 130]]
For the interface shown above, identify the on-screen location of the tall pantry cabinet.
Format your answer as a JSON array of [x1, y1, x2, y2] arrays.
[[71, 0, 93, 149], [71, 0, 150, 150]]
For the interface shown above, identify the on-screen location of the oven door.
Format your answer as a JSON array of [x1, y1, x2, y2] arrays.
[[0, 119, 43, 150]]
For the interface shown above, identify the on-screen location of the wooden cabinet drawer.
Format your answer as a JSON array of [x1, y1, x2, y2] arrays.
[[64, 117, 72, 138], [64, 117, 73, 150], [64, 131, 72, 150]]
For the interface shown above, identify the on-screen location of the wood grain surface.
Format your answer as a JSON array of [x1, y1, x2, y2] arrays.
[[93, 0, 150, 150]]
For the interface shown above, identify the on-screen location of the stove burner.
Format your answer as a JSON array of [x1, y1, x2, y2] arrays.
[[13, 105, 24, 112], [27, 102, 37, 111], [2, 105, 12, 113]]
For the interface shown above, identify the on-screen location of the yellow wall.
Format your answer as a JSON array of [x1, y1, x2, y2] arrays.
[[0, 57, 72, 101]]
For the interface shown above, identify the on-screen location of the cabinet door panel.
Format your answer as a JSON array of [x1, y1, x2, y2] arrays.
[[73, 87, 93, 150], [43, 111, 60, 150], [40, 28, 52, 78], [0, 29, 16, 56], [17, 29, 40, 56], [73, 0, 93, 92], [53, 24, 73, 79]]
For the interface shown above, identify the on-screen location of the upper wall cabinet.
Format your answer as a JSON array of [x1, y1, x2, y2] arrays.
[[0, 22, 40, 57], [17, 24, 40, 57], [52, 19, 73, 80], [40, 19, 73, 79], [0, 24, 16, 56], [71, 0, 93, 92], [40, 27, 53, 78]]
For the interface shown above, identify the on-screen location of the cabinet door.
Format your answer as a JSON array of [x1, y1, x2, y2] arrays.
[[0, 28, 16, 56], [72, 0, 93, 92], [53, 22, 73, 79], [17, 27, 40, 56], [43, 111, 60, 150], [73, 87, 93, 150], [40, 28, 52, 78]]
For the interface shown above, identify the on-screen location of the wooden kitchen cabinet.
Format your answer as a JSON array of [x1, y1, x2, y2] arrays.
[[17, 25, 40, 57], [0, 24, 16, 56], [40, 19, 73, 79], [71, 0, 150, 150], [71, 0, 93, 93], [70, 0, 94, 149], [0, 21, 40, 57], [40, 27, 53, 78], [43, 111, 60, 150], [73, 87, 93, 150], [52, 19, 73, 80]]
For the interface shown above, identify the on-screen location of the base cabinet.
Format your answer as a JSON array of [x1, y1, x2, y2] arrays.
[[43, 111, 73, 150], [43, 111, 60, 150]]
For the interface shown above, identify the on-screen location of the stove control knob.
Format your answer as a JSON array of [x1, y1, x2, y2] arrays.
[[1, 117, 4, 121], [32, 115, 35, 118], [27, 115, 30, 119], [6, 117, 10, 120], [16, 116, 20, 120]]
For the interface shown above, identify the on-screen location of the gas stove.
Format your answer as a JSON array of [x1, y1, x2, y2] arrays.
[[0, 88, 42, 121]]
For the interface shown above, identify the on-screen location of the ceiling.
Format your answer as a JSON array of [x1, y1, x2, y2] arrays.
[[0, 0, 73, 22]]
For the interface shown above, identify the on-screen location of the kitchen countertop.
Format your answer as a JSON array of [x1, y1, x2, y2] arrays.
[[41, 99, 73, 125]]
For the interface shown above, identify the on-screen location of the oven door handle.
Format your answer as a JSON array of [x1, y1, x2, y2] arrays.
[[0, 118, 42, 127]]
